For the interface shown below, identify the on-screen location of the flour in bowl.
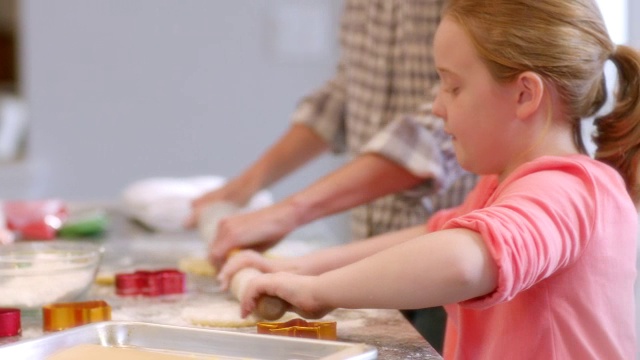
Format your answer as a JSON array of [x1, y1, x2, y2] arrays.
[[0, 253, 96, 308]]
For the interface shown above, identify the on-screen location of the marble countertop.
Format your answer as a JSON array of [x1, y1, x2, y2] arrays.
[[3, 204, 442, 359]]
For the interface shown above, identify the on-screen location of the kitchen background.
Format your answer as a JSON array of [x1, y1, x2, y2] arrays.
[[0, 0, 639, 344], [0, 0, 637, 229], [0, 0, 349, 240]]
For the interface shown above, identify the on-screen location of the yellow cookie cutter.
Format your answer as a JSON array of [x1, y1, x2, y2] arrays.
[[257, 318, 337, 340], [43, 300, 111, 332]]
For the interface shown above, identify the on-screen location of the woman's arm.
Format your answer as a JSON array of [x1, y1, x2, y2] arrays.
[[282, 153, 426, 226], [187, 124, 329, 228], [208, 154, 426, 267]]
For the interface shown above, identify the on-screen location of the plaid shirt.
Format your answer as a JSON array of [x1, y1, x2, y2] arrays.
[[291, 0, 477, 239]]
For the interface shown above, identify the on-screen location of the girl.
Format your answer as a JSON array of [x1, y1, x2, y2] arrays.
[[219, 0, 640, 358]]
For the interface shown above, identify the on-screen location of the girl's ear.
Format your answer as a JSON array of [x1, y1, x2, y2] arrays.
[[515, 71, 544, 120]]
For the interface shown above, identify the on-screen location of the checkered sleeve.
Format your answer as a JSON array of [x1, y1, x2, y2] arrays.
[[360, 103, 466, 197], [290, 68, 347, 154]]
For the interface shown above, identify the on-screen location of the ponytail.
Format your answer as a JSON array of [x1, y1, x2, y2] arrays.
[[593, 45, 640, 205]]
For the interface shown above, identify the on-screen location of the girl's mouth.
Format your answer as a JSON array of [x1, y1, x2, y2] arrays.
[[444, 130, 455, 140]]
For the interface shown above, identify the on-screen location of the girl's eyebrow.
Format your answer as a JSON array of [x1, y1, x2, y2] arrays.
[[436, 67, 458, 77], [436, 68, 461, 84]]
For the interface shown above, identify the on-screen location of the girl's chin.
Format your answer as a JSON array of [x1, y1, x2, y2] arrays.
[[452, 148, 468, 168]]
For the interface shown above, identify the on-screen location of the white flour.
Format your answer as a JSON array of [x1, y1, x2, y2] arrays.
[[0, 254, 95, 308]]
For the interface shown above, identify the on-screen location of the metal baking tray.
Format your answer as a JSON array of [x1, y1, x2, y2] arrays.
[[0, 321, 377, 359]]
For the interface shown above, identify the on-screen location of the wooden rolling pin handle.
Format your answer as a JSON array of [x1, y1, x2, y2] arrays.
[[256, 295, 288, 321], [230, 267, 288, 320]]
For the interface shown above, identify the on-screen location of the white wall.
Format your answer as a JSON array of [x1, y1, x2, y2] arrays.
[[631, 0, 640, 48], [596, 0, 627, 43], [10, 0, 345, 203]]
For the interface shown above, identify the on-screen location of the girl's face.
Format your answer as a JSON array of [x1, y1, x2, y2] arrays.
[[432, 16, 521, 176]]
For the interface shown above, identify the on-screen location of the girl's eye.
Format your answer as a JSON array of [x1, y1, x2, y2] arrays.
[[445, 87, 460, 95]]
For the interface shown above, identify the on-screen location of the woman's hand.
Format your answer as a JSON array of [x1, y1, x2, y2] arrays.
[[240, 272, 333, 319], [207, 202, 299, 268], [184, 177, 256, 229]]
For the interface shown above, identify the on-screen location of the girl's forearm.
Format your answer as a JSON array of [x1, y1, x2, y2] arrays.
[[293, 225, 427, 275], [312, 228, 498, 310]]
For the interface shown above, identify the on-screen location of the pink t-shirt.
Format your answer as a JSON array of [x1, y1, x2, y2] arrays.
[[427, 155, 637, 359]]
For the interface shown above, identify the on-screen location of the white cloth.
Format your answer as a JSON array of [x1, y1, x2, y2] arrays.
[[120, 176, 273, 232]]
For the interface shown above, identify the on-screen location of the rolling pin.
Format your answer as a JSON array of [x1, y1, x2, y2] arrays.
[[229, 267, 288, 321]]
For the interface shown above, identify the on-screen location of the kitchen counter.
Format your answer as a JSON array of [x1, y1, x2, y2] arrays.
[[6, 204, 443, 359]]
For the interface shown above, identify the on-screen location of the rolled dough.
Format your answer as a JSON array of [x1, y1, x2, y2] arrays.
[[181, 300, 259, 328], [181, 299, 296, 328], [177, 257, 217, 277]]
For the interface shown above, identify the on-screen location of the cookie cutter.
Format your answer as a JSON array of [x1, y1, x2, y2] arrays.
[[257, 318, 337, 340], [43, 300, 111, 332], [0, 308, 21, 337], [115, 269, 185, 296]]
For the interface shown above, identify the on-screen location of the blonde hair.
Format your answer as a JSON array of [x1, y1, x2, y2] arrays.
[[443, 0, 640, 204]]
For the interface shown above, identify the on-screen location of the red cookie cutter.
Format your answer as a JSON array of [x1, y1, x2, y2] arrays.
[[42, 300, 111, 332], [115, 269, 185, 296], [257, 318, 337, 340], [0, 308, 21, 337]]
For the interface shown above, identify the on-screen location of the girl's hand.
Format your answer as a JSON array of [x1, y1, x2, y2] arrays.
[[217, 250, 273, 290], [240, 272, 333, 319], [217, 250, 300, 291]]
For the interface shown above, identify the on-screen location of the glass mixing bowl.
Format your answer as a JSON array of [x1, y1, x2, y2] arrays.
[[0, 241, 103, 309]]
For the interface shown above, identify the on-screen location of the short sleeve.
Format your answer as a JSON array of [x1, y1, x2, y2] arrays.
[[442, 165, 597, 309]]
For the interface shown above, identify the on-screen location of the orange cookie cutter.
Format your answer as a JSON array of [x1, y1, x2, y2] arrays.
[[257, 318, 337, 340], [42, 300, 111, 332]]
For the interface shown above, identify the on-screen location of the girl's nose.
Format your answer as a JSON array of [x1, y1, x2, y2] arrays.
[[432, 92, 446, 120]]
